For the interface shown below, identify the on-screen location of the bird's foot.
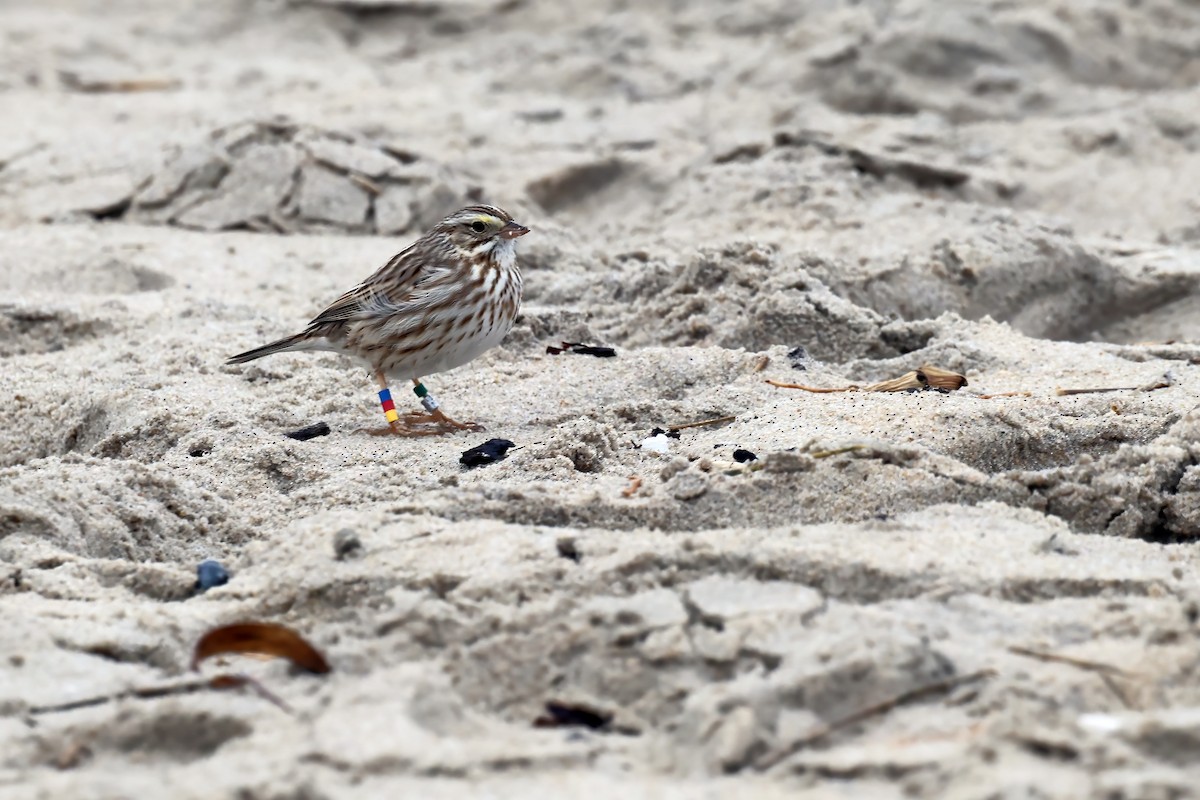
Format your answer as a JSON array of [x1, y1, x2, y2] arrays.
[[401, 408, 485, 432], [356, 421, 444, 437], [356, 411, 482, 437]]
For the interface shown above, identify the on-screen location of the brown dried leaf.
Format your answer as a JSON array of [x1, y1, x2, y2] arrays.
[[769, 365, 966, 394], [865, 365, 967, 392], [191, 622, 331, 674], [862, 370, 923, 392], [915, 365, 969, 391]]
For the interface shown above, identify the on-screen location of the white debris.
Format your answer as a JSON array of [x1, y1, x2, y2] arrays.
[[640, 433, 672, 454]]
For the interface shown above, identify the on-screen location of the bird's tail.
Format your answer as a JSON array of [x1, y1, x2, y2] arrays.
[[226, 333, 311, 365]]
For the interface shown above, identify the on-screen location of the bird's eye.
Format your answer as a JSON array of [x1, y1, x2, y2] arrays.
[[470, 221, 487, 233]]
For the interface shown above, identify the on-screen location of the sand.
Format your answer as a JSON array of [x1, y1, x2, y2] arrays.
[[2, 0, 1200, 797]]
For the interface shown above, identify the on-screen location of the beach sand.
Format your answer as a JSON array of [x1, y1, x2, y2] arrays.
[[2, 1, 1200, 797]]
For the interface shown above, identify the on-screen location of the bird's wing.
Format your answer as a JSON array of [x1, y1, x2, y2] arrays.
[[304, 244, 437, 328]]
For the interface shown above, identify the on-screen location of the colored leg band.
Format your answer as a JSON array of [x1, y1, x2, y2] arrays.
[[413, 381, 439, 411], [379, 388, 399, 423]]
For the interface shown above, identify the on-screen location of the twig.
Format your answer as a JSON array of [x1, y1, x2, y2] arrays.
[[1007, 646, 1133, 707], [1057, 381, 1171, 395], [29, 678, 212, 715], [667, 415, 737, 431], [1007, 646, 1128, 676], [978, 391, 1033, 399], [621, 475, 642, 497], [757, 668, 995, 770], [208, 673, 292, 712], [809, 444, 866, 459], [1056, 386, 1139, 396], [347, 172, 382, 195], [766, 380, 856, 393], [59, 72, 179, 93], [28, 672, 293, 716]]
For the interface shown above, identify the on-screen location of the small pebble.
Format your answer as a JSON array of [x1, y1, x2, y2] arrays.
[[649, 427, 681, 440], [546, 342, 617, 358], [571, 345, 616, 358], [195, 559, 230, 592], [733, 449, 758, 463], [333, 528, 363, 560], [533, 700, 613, 730], [556, 537, 581, 563], [285, 422, 331, 441], [460, 438, 516, 467]]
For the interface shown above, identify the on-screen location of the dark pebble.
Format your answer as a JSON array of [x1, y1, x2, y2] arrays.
[[556, 537, 581, 563], [787, 346, 809, 370], [572, 345, 616, 358], [285, 422, 331, 441], [195, 559, 230, 592], [649, 427, 682, 439], [733, 449, 758, 463], [333, 528, 363, 560], [533, 700, 613, 730], [546, 342, 617, 358], [460, 438, 516, 467]]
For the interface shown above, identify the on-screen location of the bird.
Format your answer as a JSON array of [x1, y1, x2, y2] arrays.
[[227, 204, 530, 436]]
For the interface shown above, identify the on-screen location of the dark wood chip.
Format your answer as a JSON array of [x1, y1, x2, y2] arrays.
[[285, 422, 331, 441]]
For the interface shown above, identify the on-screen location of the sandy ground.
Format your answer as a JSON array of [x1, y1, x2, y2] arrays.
[[2, 0, 1200, 797]]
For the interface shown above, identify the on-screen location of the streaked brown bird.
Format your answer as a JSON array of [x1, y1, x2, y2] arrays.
[[227, 204, 530, 435]]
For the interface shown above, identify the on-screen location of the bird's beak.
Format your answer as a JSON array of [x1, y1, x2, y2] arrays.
[[499, 221, 530, 240]]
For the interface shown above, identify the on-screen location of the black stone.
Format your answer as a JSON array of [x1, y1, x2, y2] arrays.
[[285, 422, 331, 441], [546, 341, 617, 358], [533, 701, 613, 730], [460, 438, 516, 467]]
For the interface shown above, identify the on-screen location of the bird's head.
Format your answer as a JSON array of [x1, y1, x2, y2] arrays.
[[436, 205, 530, 265]]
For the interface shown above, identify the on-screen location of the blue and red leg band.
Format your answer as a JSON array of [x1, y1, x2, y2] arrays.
[[378, 388, 399, 423]]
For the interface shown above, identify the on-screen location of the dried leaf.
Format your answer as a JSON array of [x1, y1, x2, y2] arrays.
[[915, 365, 969, 391], [861, 370, 924, 392], [769, 364, 966, 393], [865, 365, 967, 392], [191, 622, 331, 674]]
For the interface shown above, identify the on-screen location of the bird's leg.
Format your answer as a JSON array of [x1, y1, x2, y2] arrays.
[[355, 371, 443, 437], [403, 378, 484, 431]]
